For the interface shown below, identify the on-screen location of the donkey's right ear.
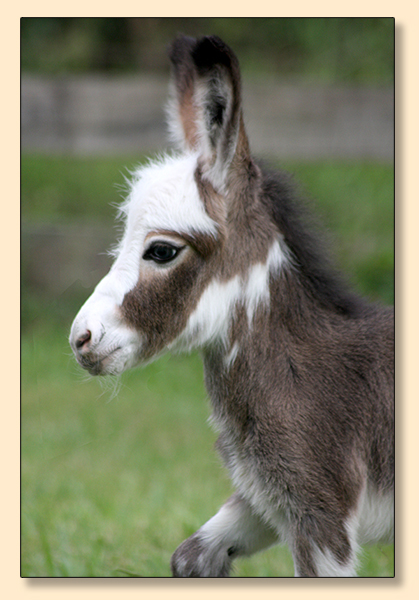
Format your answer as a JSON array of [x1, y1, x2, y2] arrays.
[[167, 35, 250, 190]]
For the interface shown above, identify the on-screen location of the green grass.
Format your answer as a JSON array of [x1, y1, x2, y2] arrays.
[[21, 154, 144, 223], [21, 154, 394, 576], [22, 325, 225, 577]]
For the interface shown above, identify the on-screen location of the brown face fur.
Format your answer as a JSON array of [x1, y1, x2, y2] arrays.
[[120, 232, 216, 359]]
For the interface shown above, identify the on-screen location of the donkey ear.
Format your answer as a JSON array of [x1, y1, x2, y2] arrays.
[[167, 35, 250, 190]]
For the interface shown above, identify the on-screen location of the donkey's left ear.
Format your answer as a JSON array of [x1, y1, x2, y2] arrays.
[[167, 35, 250, 191]]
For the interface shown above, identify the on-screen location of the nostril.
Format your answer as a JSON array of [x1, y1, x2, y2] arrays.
[[75, 330, 92, 351]]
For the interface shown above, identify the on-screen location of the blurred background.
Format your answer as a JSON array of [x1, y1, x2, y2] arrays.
[[21, 18, 394, 577]]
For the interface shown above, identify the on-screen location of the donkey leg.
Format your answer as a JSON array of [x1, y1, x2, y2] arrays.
[[171, 493, 278, 577], [290, 515, 358, 577]]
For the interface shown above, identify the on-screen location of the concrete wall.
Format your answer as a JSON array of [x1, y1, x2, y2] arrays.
[[22, 74, 394, 160]]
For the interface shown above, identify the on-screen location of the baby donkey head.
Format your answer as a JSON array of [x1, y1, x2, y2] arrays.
[[70, 36, 283, 375]]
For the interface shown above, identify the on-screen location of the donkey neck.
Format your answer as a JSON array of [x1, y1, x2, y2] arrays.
[[201, 258, 365, 428]]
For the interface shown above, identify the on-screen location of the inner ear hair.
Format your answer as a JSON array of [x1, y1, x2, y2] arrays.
[[191, 36, 240, 143], [197, 69, 232, 150]]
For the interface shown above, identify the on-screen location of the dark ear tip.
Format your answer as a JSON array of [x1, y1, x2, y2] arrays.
[[168, 34, 238, 74], [191, 35, 235, 73]]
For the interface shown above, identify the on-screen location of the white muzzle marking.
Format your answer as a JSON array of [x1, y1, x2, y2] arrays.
[[69, 267, 142, 376]]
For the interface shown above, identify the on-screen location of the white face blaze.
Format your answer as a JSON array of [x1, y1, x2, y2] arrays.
[[70, 152, 217, 375], [122, 152, 218, 240]]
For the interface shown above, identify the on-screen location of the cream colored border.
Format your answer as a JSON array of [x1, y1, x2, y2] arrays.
[[12, 6, 415, 600]]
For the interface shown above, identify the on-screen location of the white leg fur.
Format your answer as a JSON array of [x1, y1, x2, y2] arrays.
[[199, 494, 279, 557], [307, 545, 357, 578], [171, 494, 279, 577], [357, 483, 394, 545]]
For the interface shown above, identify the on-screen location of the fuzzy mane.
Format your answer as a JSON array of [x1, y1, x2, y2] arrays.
[[259, 163, 368, 318]]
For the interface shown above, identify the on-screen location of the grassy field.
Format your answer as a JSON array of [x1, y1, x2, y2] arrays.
[[21, 154, 394, 577]]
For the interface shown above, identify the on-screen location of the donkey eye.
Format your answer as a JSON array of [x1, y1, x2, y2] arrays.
[[143, 242, 182, 264]]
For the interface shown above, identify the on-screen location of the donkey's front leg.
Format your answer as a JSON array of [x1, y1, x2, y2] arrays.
[[171, 493, 278, 577]]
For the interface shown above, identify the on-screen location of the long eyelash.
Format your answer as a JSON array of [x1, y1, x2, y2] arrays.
[[145, 240, 179, 251]]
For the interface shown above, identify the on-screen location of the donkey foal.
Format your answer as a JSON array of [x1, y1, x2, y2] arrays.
[[70, 36, 394, 577]]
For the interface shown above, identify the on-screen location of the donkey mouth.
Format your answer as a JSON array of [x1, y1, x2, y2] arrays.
[[78, 347, 122, 376]]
